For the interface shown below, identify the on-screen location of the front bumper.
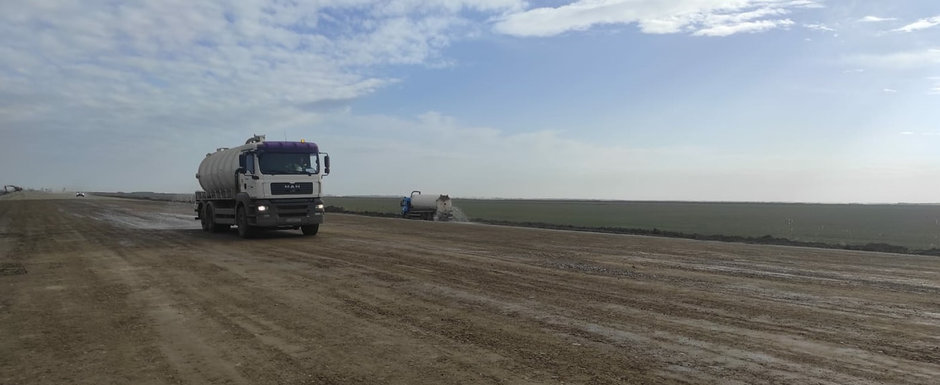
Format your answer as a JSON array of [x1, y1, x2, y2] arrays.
[[250, 198, 325, 228]]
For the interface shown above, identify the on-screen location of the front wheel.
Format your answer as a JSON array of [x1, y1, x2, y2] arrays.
[[301, 224, 319, 236], [236, 206, 254, 239]]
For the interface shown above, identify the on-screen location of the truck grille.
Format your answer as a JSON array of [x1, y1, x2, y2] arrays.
[[271, 182, 313, 195], [276, 204, 309, 217]]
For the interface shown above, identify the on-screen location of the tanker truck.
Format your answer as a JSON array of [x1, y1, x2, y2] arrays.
[[194, 134, 330, 238], [400, 191, 453, 221]]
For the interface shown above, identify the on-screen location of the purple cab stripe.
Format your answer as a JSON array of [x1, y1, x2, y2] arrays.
[[257, 141, 319, 153]]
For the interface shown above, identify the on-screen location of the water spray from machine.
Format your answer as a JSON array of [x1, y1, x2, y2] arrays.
[[443, 206, 469, 222]]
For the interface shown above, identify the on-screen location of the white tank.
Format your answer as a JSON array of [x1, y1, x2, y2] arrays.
[[411, 193, 452, 212], [196, 144, 252, 192]]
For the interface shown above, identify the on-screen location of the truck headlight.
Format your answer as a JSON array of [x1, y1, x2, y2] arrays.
[[257, 205, 268, 212], [315, 203, 324, 211]]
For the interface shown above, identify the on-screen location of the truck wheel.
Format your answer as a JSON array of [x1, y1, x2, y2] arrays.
[[206, 204, 228, 233], [236, 206, 254, 239], [200, 205, 210, 232], [301, 224, 319, 236]]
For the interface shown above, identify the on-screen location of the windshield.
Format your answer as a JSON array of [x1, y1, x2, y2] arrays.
[[258, 153, 319, 175]]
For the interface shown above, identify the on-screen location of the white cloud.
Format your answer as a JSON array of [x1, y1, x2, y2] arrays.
[[900, 131, 940, 136], [804, 23, 835, 32], [694, 19, 795, 37], [893, 16, 940, 32], [929, 77, 940, 95], [882, 88, 897, 93], [858, 16, 896, 23], [849, 49, 940, 69], [0, 1, 525, 132], [492, 0, 819, 37]]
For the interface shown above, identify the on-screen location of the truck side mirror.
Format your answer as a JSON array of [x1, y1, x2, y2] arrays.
[[238, 153, 246, 169], [323, 155, 330, 175]]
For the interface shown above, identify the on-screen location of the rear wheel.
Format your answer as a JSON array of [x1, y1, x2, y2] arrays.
[[200, 205, 210, 232], [206, 204, 228, 233], [236, 206, 254, 239], [301, 224, 319, 236]]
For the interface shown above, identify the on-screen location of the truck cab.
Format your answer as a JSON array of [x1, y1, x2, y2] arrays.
[[238, 143, 325, 200]]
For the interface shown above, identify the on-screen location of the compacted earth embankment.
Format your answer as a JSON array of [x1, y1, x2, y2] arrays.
[[1, 194, 938, 384]]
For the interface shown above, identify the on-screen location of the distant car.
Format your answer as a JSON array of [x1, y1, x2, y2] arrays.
[[75, 192, 85, 197]]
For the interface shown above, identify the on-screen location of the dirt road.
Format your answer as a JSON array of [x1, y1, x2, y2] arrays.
[[1, 193, 938, 384]]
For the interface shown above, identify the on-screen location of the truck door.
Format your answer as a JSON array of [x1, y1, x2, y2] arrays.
[[239, 152, 262, 196]]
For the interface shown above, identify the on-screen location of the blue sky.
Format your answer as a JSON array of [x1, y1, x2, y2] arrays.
[[1, 0, 939, 202]]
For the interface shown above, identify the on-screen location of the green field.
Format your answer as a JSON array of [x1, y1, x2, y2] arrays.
[[324, 196, 940, 251]]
